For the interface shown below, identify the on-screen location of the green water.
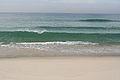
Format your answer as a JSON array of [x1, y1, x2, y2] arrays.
[[0, 13, 120, 56]]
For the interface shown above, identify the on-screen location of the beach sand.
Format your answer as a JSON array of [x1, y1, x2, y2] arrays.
[[0, 57, 120, 80]]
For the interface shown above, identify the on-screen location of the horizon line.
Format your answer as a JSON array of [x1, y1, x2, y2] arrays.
[[0, 12, 120, 14]]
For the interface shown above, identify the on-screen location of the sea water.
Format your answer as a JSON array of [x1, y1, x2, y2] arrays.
[[0, 13, 120, 56]]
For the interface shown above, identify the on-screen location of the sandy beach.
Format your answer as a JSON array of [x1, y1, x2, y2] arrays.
[[0, 57, 120, 80], [0, 5, 120, 80]]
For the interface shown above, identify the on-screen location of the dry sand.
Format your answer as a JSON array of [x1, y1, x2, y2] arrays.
[[0, 57, 120, 80]]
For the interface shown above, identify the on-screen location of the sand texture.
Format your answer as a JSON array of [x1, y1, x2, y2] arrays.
[[0, 57, 120, 80]]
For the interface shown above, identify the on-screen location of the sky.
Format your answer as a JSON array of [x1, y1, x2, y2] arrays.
[[0, 0, 120, 13]]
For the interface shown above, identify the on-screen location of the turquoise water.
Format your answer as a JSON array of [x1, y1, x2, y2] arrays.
[[0, 13, 120, 55]]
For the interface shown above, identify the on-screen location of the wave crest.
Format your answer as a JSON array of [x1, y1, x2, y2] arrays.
[[79, 19, 120, 22]]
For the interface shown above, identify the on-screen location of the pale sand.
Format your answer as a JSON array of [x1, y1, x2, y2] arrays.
[[0, 57, 120, 80]]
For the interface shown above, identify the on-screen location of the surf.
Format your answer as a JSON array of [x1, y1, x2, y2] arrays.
[[0, 31, 120, 45]]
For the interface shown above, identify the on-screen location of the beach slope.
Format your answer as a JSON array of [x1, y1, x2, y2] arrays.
[[0, 57, 120, 80]]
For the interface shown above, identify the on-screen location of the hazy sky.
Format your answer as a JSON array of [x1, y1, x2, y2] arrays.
[[0, 0, 120, 13]]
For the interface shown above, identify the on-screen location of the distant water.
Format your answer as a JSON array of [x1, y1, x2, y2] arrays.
[[0, 13, 120, 56]]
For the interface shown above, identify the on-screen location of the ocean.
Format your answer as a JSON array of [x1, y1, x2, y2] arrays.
[[0, 13, 120, 56]]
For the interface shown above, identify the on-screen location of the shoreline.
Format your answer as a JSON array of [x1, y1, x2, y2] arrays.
[[0, 47, 120, 58], [0, 47, 120, 80]]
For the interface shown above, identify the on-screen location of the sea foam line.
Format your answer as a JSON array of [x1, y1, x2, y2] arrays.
[[0, 41, 98, 50], [1, 26, 120, 34], [15, 41, 98, 45], [0, 41, 98, 47], [0, 29, 48, 34], [0, 29, 120, 34]]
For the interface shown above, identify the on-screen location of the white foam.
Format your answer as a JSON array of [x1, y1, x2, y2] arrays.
[[19, 29, 47, 34], [16, 41, 98, 45], [0, 41, 98, 50], [1, 42, 120, 56], [1, 27, 120, 34], [0, 29, 48, 34]]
